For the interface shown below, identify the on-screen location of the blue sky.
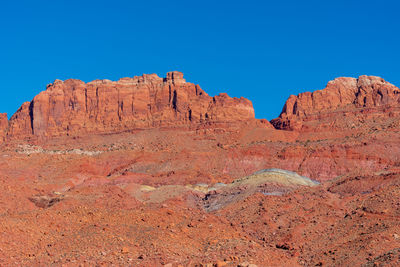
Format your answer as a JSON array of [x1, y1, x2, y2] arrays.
[[1, 0, 399, 119]]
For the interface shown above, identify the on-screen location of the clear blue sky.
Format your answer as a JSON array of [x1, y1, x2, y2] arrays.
[[1, 0, 399, 119]]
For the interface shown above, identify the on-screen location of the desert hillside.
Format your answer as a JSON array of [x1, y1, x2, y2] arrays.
[[0, 72, 399, 266]]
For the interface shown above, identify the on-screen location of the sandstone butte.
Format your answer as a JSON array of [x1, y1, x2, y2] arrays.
[[271, 75, 400, 131], [0, 71, 400, 140], [0, 72, 398, 142], [1, 71, 260, 141]]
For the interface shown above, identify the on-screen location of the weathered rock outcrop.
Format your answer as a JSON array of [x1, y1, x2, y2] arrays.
[[6, 71, 257, 139], [271, 75, 400, 131], [0, 113, 8, 140]]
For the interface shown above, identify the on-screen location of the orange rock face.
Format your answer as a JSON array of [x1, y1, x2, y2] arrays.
[[0, 113, 8, 140], [271, 75, 400, 131], [6, 71, 257, 139]]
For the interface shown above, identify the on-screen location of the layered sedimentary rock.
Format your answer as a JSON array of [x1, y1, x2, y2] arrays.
[[0, 113, 8, 141], [6, 71, 257, 139], [271, 75, 400, 131]]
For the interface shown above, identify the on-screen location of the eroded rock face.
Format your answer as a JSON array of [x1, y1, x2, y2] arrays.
[[271, 76, 400, 131], [0, 113, 8, 141], [7, 71, 257, 138]]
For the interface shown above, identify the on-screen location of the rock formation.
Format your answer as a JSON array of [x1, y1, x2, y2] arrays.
[[271, 75, 400, 131], [6, 71, 257, 139], [7, 73, 399, 140], [1, 73, 400, 266]]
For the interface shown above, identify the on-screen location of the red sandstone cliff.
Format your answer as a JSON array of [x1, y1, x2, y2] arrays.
[[0, 113, 8, 141], [6, 71, 257, 139], [4, 73, 400, 140], [271, 75, 400, 131]]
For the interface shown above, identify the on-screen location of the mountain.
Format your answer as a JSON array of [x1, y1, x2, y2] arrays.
[[271, 75, 400, 132], [3, 71, 261, 140], [0, 72, 400, 266]]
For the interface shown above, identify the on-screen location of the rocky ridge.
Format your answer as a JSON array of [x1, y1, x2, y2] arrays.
[[2, 73, 399, 141], [271, 75, 400, 131], [2, 71, 258, 140]]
